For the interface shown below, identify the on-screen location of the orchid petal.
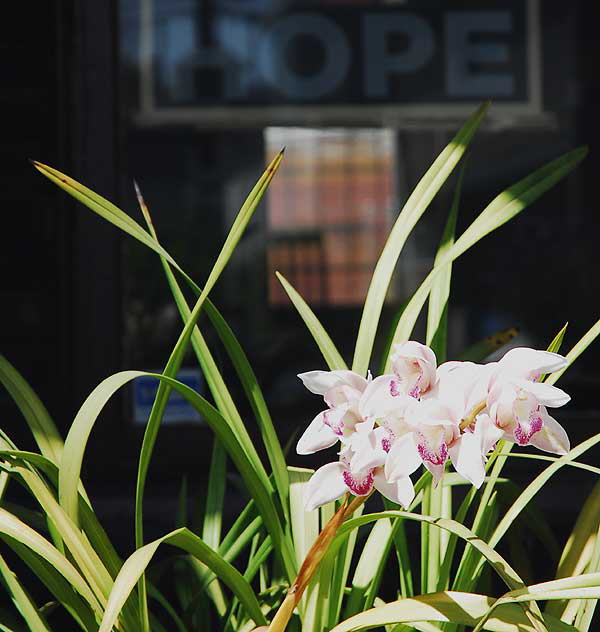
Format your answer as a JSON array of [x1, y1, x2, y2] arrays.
[[517, 379, 571, 407], [529, 410, 570, 455], [298, 370, 367, 396], [476, 414, 504, 455], [359, 375, 411, 419], [304, 462, 348, 511], [385, 433, 421, 482], [347, 430, 387, 473], [373, 470, 415, 508], [296, 410, 340, 455], [423, 460, 446, 486], [449, 431, 485, 488], [498, 348, 568, 378]]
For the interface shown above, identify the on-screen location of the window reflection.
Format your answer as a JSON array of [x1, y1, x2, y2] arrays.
[[265, 128, 396, 306]]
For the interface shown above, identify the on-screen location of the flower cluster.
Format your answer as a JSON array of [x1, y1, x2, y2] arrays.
[[298, 343, 571, 511]]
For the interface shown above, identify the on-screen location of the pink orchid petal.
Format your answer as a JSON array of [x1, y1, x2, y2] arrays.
[[513, 412, 544, 446], [529, 410, 570, 455], [476, 414, 504, 455], [448, 432, 485, 488], [385, 433, 422, 482], [303, 462, 348, 511], [296, 410, 340, 455], [498, 348, 567, 379], [423, 460, 446, 486], [298, 370, 367, 396], [373, 470, 415, 508], [342, 469, 374, 496], [517, 379, 571, 408], [347, 430, 387, 473]]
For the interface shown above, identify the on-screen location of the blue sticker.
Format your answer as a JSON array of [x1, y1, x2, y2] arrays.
[[133, 369, 204, 425]]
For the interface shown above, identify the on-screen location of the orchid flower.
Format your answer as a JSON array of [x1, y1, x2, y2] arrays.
[[303, 430, 415, 511], [487, 348, 571, 454], [385, 398, 460, 485], [296, 370, 369, 455], [389, 341, 437, 399]]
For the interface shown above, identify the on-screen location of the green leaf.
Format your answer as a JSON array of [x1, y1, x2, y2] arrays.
[[0, 553, 50, 632], [329, 591, 576, 632], [0, 509, 102, 615], [0, 450, 123, 582], [97, 527, 267, 632], [472, 573, 600, 632], [32, 161, 184, 275], [468, 433, 600, 588], [2, 538, 97, 632], [0, 356, 63, 464], [386, 146, 588, 365], [57, 370, 294, 585], [352, 102, 489, 376], [426, 164, 465, 363], [203, 439, 227, 549], [546, 318, 600, 385], [344, 519, 393, 619], [136, 182, 291, 527], [8, 465, 113, 611], [333, 510, 546, 632], [276, 272, 347, 371], [547, 323, 568, 355]]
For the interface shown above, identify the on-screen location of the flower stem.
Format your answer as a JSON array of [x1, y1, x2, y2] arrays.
[[266, 492, 370, 632], [459, 398, 486, 431]]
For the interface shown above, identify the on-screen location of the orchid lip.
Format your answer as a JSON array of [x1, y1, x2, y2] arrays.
[[343, 469, 374, 496]]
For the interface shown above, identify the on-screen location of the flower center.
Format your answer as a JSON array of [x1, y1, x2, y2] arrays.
[[342, 469, 374, 496]]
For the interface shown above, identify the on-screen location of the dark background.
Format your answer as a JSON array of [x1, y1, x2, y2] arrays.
[[1, 0, 599, 573]]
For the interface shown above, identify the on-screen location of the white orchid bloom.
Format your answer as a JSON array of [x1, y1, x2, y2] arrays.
[[386, 398, 460, 485], [389, 341, 437, 399], [358, 375, 414, 452], [485, 347, 571, 454], [296, 370, 369, 455], [303, 432, 415, 511], [494, 347, 568, 383], [488, 380, 570, 454]]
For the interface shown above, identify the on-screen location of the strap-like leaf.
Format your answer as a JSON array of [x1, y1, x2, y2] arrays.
[[276, 272, 347, 370], [386, 147, 587, 367], [426, 164, 464, 362], [328, 591, 576, 632], [352, 102, 489, 376], [0, 356, 63, 464], [97, 527, 267, 632]]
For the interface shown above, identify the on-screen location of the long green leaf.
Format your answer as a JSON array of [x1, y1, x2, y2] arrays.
[[386, 147, 587, 365], [97, 527, 267, 632], [546, 318, 600, 385], [0, 554, 50, 632], [329, 591, 575, 632], [352, 102, 489, 376], [135, 177, 291, 534], [276, 271, 347, 371], [426, 164, 464, 362], [32, 161, 184, 274], [473, 573, 600, 632], [468, 433, 600, 589], [0, 509, 102, 615], [549, 480, 600, 593], [333, 510, 546, 632], [2, 538, 97, 632], [57, 370, 294, 583], [344, 519, 393, 619], [0, 356, 63, 464]]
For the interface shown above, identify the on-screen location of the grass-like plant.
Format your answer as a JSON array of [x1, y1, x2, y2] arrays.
[[2, 103, 600, 632]]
